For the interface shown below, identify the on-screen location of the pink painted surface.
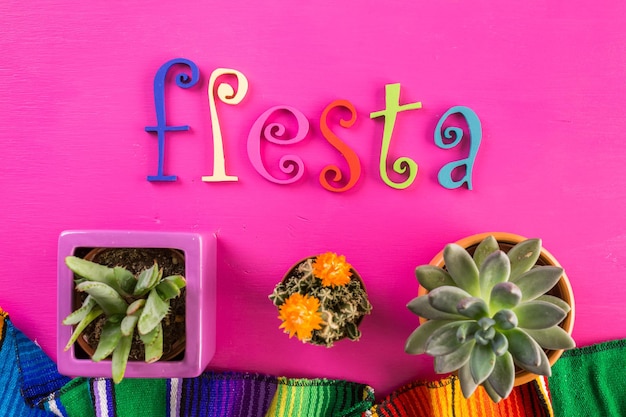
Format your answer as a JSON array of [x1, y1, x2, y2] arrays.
[[1, 1, 625, 398]]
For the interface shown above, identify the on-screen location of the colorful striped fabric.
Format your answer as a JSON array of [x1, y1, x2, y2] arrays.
[[0, 308, 60, 417], [369, 376, 553, 417], [0, 307, 563, 417], [43, 372, 555, 417], [44, 373, 374, 417], [265, 377, 374, 416], [177, 372, 279, 416], [15, 324, 72, 407], [46, 378, 93, 417], [548, 338, 626, 416]]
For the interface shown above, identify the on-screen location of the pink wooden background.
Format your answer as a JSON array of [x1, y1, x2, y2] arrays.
[[2, 1, 625, 398]]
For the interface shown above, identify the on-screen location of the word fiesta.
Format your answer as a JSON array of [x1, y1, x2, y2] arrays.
[[146, 58, 482, 191]]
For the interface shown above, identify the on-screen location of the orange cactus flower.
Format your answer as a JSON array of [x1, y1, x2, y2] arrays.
[[278, 293, 324, 341], [312, 252, 353, 287]]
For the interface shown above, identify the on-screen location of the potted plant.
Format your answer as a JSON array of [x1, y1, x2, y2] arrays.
[[70, 247, 187, 366], [404, 232, 575, 402], [269, 252, 372, 347], [57, 230, 216, 380], [62, 252, 187, 383]]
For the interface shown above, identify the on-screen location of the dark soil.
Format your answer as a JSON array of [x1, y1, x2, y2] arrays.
[[73, 247, 186, 362]]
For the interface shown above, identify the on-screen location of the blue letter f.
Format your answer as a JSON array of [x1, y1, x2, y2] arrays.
[[145, 58, 200, 181]]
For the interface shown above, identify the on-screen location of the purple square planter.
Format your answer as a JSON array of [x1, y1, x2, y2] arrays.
[[57, 230, 216, 379]]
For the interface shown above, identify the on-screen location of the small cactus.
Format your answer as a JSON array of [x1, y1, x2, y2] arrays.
[[269, 252, 372, 347], [405, 236, 575, 402], [63, 256, 186, 383]]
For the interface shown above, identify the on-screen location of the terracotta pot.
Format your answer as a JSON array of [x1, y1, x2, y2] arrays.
[[417, 232, 575, 386], [73, 247, 187, 362]]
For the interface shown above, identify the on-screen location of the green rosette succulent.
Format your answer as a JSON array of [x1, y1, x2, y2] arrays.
[[63, 256, 186, 383], [405, 236, 575, 402]]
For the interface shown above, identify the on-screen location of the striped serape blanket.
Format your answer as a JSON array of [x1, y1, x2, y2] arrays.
[[0, 308, 70, 416], [0, 307, 580, 417], [45, 374, 374, 417], [368, 376, 552, 417], [548, 338, 626, 416], [44, 374, 554, 417]]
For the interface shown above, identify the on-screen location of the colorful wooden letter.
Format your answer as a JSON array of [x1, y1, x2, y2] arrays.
[[434, 106, 482, 190], [247, 106, 310, 184], [370, 83, 422, 189], [145, 58, 200, 181], [202, 68, 249, 182], [319, 99, 361, 192]]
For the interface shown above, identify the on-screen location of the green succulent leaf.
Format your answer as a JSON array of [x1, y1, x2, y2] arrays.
[[127, 299, 146, 316], [477, 316, 496, 330], [407, 296, 465, 321], [425, 322, 471, 356], [522, 327, 576, 350], [535, 295, 571, 314], [473, 319, 496, 349], [64, 306, 104, 351], [476, 327, 496, 342], [92, 318, 123, 362], [473, 236, 500, 270], [405, 320, 456, 355], [65, 256, 115, 285], [470, 343, 496, 385], [137, 288, 170, 336], [504, 328, 549, 375], [144, 323, 164, 363], [479, 251, 510, 299], [482, 380, 503, 403], [456, 321, 479, 343], [510, 266, 564, 302], [120, 313, 140, 337], [473, 334, 487, 346], [434, 339, 475, 374], [415, 266, 456, 291], [443, 244, 480, 296], [458, 362, 479, 399], [514, 301, 567, 329], [62, 296, 96, 325], [155, 280, 180, 301], [113, 267, 136, 296], [67, 256, 129, 296], [493, 309, 518, 330], [507, 239, 542, 281], [164, 274, 186, 288], [139, 319, 161, 346], [515, 346, 551, 377], [155, 275, 186, 301], [429, 286, 473, 314], [489, 282, 522, 312], [490, 331, 509, 356], [487, 351, 514, 400], [456, 297, 489, 320], [112, 335, 132, 384], [75, 281, 128, 316], [133, 262, 161, 297]]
